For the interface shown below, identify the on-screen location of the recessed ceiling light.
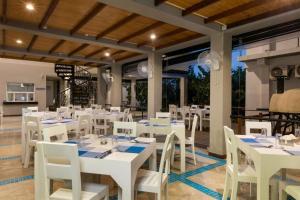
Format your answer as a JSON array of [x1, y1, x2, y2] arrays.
[[85, 33, 89, 37], [43, 26, 47, 30], [150, 33, 156, 40], [104, 52, 110, 57], [25, 3, 35, 11], [16, 39, 23, 44]]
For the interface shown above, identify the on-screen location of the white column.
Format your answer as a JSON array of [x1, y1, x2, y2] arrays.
[[180, 77, 187, 107], [209, 32, 232, 156], [110, 63, 122, 107], [131, 79, 137, 107], [147, 52, 162, 117], [97, 68, 107, 105]]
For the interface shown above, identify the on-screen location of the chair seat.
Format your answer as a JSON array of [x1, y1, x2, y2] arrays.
[[285, 185, 300, 199], [50, 182, 108, 200], [227, 165, 257, 183], [136, 169, 168, 193]]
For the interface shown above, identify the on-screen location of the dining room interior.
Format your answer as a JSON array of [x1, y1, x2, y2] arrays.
[[0, 0, 300, 200]]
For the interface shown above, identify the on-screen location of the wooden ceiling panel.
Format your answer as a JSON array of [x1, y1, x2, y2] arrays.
[[7, 0, 51, 24], [5, 30, 33, 48], [24, 55, 43, 60], [106, 16, 156, 40], [78, 45, 105, 57], [31, 36, 59, 52], [47, 0, 96, 31], [153, 31, 200, 48], [221, 0, 300, 25], [77, 6, 131, 37], [127, 24, 178, 44], [53, 40, 83, 55], [115, 52, 140, 61]]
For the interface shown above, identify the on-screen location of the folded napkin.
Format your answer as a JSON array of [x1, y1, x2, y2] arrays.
[[117, 145, 145, 153], [241, 138, 258, 143]]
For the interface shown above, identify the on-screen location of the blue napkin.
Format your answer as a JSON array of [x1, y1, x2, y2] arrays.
[[78, 150, 88, 156], [65, 140, 78, 144], [241, 138, 258, 143], [125, 146, 145, 153]]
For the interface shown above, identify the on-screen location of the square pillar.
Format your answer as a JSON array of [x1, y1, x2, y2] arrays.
[[147, 52, 162, 117], [180, 77, 187, 107], [110, 63, 122, 107], [209, 32, 232, 156], [97, 68, 107, 105]]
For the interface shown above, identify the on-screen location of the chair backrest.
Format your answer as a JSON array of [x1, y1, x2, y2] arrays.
[[113, 121, 137, 137], [156, 112, 171, 119], [127, 113, 134, 122], [43, 125, 68, 142], [74, 105, 82, 111], [122, 108, 130, 121], [180, 106, 190, 118], [91, 104, 101, 110], [191, 105, 199, 109], [191, 115, 198, 141], [149, 118, 171, 137], [57, 107, 68, 118], [245, 121, 272, 136], [110, 107, 121, 112], [169, 104, 177, 119], [27, 106, 38, 112], [78, 115, 90, 135], [204, 105, 210, 115], [24, 115, 42, 141], [159, 131, 175, 184], [37, 142, 81, 200], [224, 126, 238, 173], [74, 111, 88, 119]]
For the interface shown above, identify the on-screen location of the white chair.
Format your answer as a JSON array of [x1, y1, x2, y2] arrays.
[[23, 116, 42, 168], [110, 107, 121, 113], [113, 121, 137, 137], [43, 125, 68, 143], [149, 118, 171, 137], [179, 106, 191, 130], [191, 105, 199, 109], [123, 108, 130, 121], [27, 106, 38, 112], [127, 113, 134, 122], [57, 107, 69, 119], [169, 104, 177, 120], [91, 104, 102, 110], [37, 142, 109, 200], [77, 115, 91, 136], [176, 115, 198, 165], [93, 115, 110, 136], [245, 121, 272, 136], [223, 126, 257, 200], [282, 185, 300, 200], [156, 112, 171, 119], [202, 105, 210, 130], [135, 131, 175, 200]]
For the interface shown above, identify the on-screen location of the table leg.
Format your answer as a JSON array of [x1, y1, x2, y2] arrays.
[[149, 148, 157, 171], [257, 172, 270, 200], [179, 136, 186, 173], [21, 121, 25, 164]]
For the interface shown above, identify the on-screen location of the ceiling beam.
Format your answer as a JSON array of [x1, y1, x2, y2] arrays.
[[70, 3, 106, 35], [0, 46, 112, 64], [27, 35, 38, 51], [0, 20, 151, 53], [49, 39, 65, 54], [118, 21, 164, 43], [157, 33, 201, 49], [154, 0, 168, 6], [68, 43, 89, 56], [97, 0, 221, 35], [227, 3, 300, 29], [96, 13, 138, 39], [205, 0, 268, 23], [85, 47, 108, 58], [2, 0, 7, 23], [182, 0, 221, 16], [138, 28, 186, 47], [56, 58, 64, 63], [39, 0, 60, 29], [1, 29, 5, 47]]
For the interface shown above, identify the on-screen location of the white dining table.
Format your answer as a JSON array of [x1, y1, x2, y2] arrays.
[[236, 135, 300, 200], [137, 119, 186, 172], [34, 135, 157, 200], [21, 112, 78, 164]]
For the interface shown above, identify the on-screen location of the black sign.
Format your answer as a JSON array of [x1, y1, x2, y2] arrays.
[[55, 64, 75, 78]]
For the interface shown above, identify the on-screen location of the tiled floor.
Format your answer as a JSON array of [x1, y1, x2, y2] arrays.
[[0, 116, 299, 200]]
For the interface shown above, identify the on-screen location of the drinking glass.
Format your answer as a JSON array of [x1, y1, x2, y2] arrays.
[[275, 133, 282, 148]]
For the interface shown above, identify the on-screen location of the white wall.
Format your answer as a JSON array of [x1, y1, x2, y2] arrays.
[[0, 58, 57, 115], [244, 31, 300, 113]]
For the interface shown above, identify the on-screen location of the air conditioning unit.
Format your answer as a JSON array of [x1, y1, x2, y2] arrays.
[[295, 65, 300, 78], [270, 66, 288, 80]]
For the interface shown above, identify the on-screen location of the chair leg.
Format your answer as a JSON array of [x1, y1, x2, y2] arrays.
[[164, 183, 168, 200], [192, 144, 197, 165], [222, 172, 231, 200], [230, 177, 238, 200], [271, 180, 279, 200], [24, 145, 31, 168]]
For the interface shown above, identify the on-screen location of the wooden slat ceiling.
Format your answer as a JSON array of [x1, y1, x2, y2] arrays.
[[0, 0, 299, 66], [166, 0, 300, 26], [0, 0, 202, 66]]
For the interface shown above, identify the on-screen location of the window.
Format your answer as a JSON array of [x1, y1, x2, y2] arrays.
[[6, 82, 35, 102]]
